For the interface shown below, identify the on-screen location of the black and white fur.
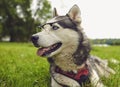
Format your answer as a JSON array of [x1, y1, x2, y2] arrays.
[[31, 5, 115, 87]]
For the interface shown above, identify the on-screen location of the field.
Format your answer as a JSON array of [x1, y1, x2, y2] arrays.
[[0, 43, 120, 87]]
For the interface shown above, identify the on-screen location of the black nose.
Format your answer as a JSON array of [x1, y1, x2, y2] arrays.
[[31, 35, 39, 41], [31, 35, 39, 45], [31, 35, 40, 47]]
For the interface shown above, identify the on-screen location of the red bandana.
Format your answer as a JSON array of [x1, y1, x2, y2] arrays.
[[55, 65, 89, 83]]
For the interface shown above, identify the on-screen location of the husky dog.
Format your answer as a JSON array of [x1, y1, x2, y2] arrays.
[[31, 5, 115, 87]]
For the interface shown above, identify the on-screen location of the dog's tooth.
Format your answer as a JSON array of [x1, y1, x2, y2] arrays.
[[50, 46, 53, 50], [51, 45, 55, 49], [43, 48, 48, 51]]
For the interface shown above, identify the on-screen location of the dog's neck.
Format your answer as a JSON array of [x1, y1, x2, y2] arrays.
[[52, 45, 85, 72]]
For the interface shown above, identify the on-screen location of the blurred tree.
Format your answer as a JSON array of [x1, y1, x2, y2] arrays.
[[0, 0, 51, 42], [33, 0, 51, 24]]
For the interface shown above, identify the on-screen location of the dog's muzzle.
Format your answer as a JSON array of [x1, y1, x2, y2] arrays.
[[31, 35, 39, 47], [31, 35, 62, 57]]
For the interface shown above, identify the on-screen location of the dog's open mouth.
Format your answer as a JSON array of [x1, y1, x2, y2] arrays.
[[37, 42, 62, 56]]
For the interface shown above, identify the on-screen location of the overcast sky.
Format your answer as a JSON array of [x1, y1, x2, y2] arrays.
[[32, 0, 120, 39], [47, 0, 120, 39]]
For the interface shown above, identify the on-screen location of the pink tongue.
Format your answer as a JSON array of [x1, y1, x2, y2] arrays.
[[37, 47, 50, 56]]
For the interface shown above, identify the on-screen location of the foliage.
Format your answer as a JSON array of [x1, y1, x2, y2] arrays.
[[92, 39, 120, 45], [0, 42, 120, 87], [0, 0, 51, 42], [34, 0, 51, 24]]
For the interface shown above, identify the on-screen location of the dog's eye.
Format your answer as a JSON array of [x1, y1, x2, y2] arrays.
[[52, 25, 59, 30]]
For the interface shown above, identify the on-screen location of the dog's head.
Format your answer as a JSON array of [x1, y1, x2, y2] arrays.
[[31, 5, 91, 65]]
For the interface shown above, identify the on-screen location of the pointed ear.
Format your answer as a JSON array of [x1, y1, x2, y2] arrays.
[[53, 8, 58, 17], [67, 5, 81, 23]]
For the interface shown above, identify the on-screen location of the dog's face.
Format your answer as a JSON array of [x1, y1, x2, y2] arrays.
[[31, 5, 82, 57]]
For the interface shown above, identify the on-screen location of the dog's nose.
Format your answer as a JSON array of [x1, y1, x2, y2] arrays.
[[31, 35, 40, 47], [31, 35, 39, 42]]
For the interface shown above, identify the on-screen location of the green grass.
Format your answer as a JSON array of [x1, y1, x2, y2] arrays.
[[0, 43, 50, 87], [91, 46, 120, 87], [0, 43, 120, 87]]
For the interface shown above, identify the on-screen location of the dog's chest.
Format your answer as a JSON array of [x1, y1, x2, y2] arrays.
[[53, 45, 83, 71], [54, 53, 83, 71], [55, 56, 76, 71]]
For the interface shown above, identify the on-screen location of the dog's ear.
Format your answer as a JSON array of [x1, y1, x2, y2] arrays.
[[67, 5, 81, 24], [53, 8, 58, 17]]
